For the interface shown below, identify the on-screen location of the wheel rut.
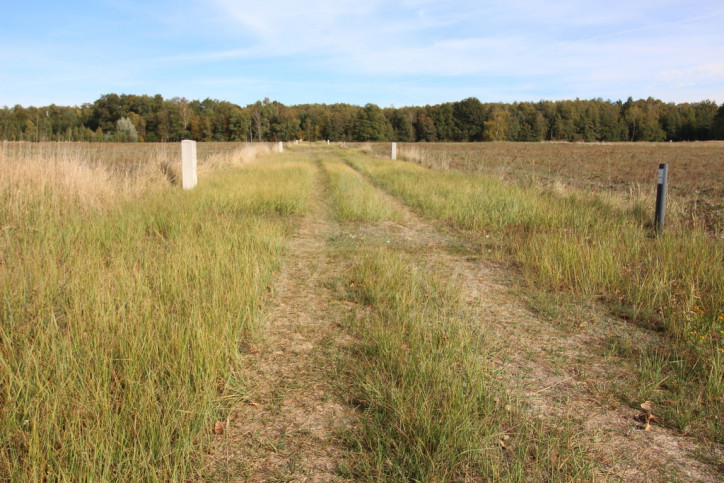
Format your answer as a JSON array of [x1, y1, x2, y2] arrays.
[[203, 156, 356, 481]]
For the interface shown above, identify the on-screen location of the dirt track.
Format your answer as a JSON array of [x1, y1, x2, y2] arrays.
[[204, 147, 722, 481]]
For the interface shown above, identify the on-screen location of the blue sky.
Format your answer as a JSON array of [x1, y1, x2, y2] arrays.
[[1, 0, 723, 107]]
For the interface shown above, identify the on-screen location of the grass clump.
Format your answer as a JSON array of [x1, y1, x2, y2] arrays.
[[339, 248, 594, 481], [0, 150, 313, 479]]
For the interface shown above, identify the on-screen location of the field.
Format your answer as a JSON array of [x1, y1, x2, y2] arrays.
[[1, 141, 722, 480], [359, 141, 724, 234]]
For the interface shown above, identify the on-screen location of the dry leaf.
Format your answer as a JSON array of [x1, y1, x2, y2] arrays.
[[213, 421, 224, 435], [638, 409, 658, 431], [640, 401, 656, 430], [248, 402, 259, 407], [645, 413, 658, 430]]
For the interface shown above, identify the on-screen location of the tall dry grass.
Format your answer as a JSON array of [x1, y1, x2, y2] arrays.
[[0, 142, 167, 215], [0, 141, 276, 206], [391, 141, 724, 235], [348, 154, 723, 443], [0, 142, 312, 480], [397, 144, 450, 170], [198, 143, 274, 173]]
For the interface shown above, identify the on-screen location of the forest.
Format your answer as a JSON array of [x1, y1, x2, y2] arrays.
[[2, 93, 724, 143]]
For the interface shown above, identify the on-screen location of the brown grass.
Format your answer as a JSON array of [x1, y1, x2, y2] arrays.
[[0, 141, 276, 213]]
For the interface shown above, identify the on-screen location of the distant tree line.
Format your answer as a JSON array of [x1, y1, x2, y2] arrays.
[[2, 93, 723, 143]]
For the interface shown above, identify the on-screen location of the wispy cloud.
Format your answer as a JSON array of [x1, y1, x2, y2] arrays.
[[1, 0, 722, 106]]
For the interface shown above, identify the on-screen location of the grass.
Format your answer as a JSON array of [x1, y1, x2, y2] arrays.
[[0, 144, 313, 479], [3, 139, 720, 479], [359, 141, 724, 235], [321, 153, 399, 222], [0, 141, 266, 167], [348, 152, 724, 443], [335, 246, 594, 480], [316, 152, 594, 480]]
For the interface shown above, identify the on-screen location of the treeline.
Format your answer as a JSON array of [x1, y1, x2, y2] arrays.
[[2, 93, 724, 143]]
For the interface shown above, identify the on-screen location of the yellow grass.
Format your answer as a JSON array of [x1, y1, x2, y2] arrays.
[[0, 142, 313, 479], [350, 151, 723, 442]]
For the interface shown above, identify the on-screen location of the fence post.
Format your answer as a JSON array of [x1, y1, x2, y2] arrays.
[[278, 141, 283, 153], [181, 140, 197, 190], [654, 163, 668, 233], [391, 142, 397, 160]]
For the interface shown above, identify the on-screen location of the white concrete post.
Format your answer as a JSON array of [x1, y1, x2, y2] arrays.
[[181, 140, 197, 190], [391, 142, 397, 160], [279, 141, 283, 153]]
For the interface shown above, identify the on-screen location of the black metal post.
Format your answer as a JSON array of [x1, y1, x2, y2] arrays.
[[654, 163, 668, 234]]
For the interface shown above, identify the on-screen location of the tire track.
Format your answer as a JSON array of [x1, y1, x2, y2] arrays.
[[202, 154, 357, 481]]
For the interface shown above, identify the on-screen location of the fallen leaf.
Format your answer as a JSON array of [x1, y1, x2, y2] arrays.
[[638, 410, 658, 431], [640, 401, 654, 412], [248, 402, 259, 407], [213, 421, 224, 435]]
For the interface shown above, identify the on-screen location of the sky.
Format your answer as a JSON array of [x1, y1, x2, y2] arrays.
[[1, 0, 723, 108]]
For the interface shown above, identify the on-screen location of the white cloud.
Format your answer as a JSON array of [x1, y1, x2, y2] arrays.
[[3, 0, 723, 105], [200, 0, 723, 80], [660, 62, 724, 86]]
